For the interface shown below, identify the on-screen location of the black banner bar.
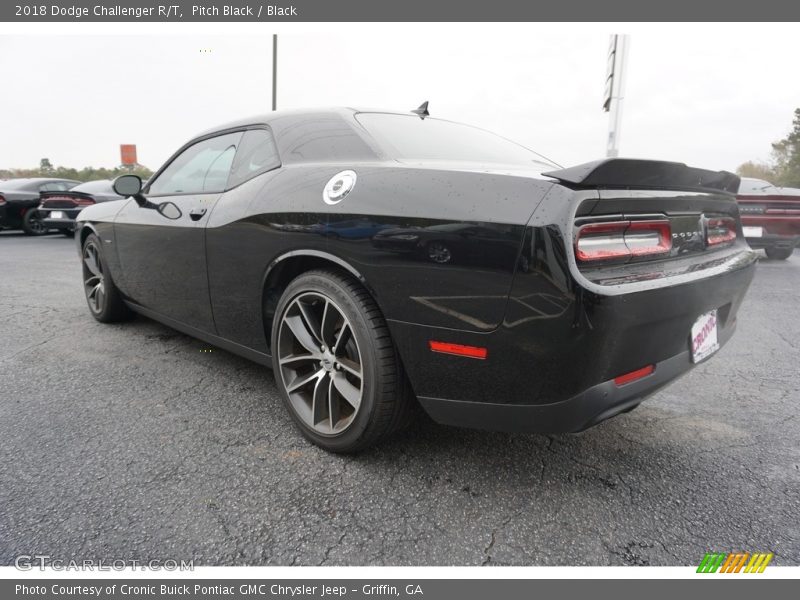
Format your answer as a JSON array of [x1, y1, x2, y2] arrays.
[[3, 0, 800, 22], [3, 579, 798, 600]]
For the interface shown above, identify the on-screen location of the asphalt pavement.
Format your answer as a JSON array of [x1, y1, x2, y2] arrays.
[[0, 231, 798, 566]]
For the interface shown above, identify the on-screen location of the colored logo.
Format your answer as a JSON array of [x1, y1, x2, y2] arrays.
[[697, 552, 773, 573]]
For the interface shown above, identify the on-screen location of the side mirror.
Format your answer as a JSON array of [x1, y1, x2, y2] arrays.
[[113, 174, 142, 197], [113, 174, 152, 208], [157, 202, 182, 220]]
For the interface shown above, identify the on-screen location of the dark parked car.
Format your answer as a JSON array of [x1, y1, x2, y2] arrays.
[[75, 107, 756, 452], [736, 177, 799, 260], [310, 218, 395, 240], [0, 178, 80, 235], [38, 179, 123, 237]]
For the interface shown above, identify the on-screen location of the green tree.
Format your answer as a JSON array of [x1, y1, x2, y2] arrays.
[[771, 108, 800, 187], [39, 158, 54, 173], [736, 160, 775, 181]]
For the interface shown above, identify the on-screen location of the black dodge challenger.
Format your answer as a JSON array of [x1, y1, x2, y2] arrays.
[[0, 178, 81, 235], [75, 107, 757, 452]]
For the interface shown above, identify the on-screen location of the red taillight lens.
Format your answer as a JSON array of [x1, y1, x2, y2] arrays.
[[429, 341, 488, 360], [614, 364, 655, 386], [705, 216, 736, 246], [0, 193, 6, 206], [575, 219, 672, 262], [41, 195, 94, 208]]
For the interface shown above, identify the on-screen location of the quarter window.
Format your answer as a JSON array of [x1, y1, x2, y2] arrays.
[[227, 129, 281, 188], [148, 132, 242, 195]]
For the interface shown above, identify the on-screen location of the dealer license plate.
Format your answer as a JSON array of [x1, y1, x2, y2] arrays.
[[50, 211, 64, 219], [742, 226, 763, 238], [690, 309, 719, 364]]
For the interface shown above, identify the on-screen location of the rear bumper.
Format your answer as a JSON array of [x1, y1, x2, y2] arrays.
[[742, 216, 800, 248], [40, 208, 80, 231], [41, 217, 77, 231], [744, 234, 800, 250], [418, 322, 733, 433], [390, 245, 756, 433]]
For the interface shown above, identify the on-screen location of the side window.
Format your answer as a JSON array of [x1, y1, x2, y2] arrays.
[[148, 132, 242, 195], [227, 129, 281, 189]]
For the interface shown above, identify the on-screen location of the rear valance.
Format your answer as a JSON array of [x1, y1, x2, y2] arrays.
[[544, 159, 739, 195]]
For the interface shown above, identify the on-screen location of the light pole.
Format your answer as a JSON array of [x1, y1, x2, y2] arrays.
[[272, 34, 278, 111], [603, 34, 630, 158]]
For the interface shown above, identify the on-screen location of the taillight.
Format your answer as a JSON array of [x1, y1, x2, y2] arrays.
[[0, 193, 5, 206], [41, 195, 95, 208], [705, 216, 736, 246], [765, 208, 800, 215], [575, 219, 671, 262]]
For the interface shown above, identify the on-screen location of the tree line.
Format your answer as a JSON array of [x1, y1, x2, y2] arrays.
[[737, 108, 800, 187], [0, 158, 153, 182], [5, 110, 799, 189]]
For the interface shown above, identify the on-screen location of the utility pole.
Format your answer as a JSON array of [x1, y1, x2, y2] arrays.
[[603, 34, 630, 158], [272, 34, 278, 111]]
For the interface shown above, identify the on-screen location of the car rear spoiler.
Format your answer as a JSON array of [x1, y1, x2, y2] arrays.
[[543, 159, 740, 195]]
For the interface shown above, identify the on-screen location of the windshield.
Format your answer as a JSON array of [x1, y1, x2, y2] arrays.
[[356, 113, 556, 169]]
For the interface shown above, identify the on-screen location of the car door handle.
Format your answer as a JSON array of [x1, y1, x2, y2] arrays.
[[189, 207, 207, 221]]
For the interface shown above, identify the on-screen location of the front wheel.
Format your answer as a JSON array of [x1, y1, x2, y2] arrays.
[[765, 247, 794, 260], [271, 269, 412, 452], [22, 209, 48, 236], [425, 241, 453, 264], [81, 233, 134, 322]]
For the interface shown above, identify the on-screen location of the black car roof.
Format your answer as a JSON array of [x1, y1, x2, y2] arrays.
[[191, 107, 426, 140], [0, 177, 81, 190]]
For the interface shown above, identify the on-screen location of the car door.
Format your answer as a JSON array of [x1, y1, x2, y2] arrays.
[[204, 128, 282, 351], [114, 131, 242, 332]]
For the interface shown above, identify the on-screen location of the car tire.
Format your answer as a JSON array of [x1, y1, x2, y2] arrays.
[[21, 209, 48, 236], [765, 247, 794, 260], [81, 233, 134, 323], [271, 269, 413, 452]]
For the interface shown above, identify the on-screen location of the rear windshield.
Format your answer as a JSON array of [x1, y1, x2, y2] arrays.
[[356, 113, 555, 168], [0, 179, 38, 190], [72, 180, 115, 194]]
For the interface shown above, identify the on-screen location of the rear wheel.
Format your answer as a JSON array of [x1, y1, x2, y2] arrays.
[[426, 241, 453, 264], [22, 209, 48, 236], [81, 233, 133, 322], [271, 269, 412, 452], [765, 247, 794, 260]]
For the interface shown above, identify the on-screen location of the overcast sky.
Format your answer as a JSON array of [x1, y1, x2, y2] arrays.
[[1, 25, 798, 173]]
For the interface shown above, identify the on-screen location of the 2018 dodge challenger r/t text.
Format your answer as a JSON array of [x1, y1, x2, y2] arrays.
[[75, 107, 757, 452]]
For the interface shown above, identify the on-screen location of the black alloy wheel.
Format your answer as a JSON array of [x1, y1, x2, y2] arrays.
[[22, 209, 48, 236], [272, 269, 413, 452], [81, 233, 133, 322]]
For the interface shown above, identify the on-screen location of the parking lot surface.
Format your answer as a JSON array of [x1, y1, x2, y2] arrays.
[[1, 231, 798, 566]]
